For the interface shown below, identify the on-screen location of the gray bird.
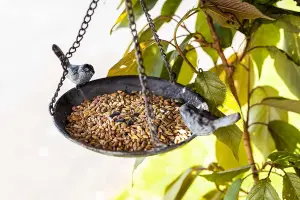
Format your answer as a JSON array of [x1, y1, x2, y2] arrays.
[[52, 44, 95, 86], [179, 103, 241, 136]]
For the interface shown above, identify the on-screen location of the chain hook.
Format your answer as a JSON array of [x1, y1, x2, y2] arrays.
[[48, 0, 99, 116]]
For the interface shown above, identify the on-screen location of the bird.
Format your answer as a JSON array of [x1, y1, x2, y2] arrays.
[[52, 44, 95, 86], [179, 103, 240, 136]]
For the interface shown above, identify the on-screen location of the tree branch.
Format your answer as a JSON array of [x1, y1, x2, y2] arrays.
[[202, 11, 240, 106]]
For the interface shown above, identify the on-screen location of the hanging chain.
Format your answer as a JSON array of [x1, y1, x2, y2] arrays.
[[49, 0, 99, 116], [124, 0, 162, 147], [139, 0, 175, 83]]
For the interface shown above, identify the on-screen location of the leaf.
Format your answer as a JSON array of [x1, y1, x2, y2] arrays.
[[132, 157, 145, 186], [268, 120, 300, 154], [117, 0, 125, 10], [176, 47, 198, 85], [275, 15, 300, 65], [200, 165, 250, 185], [283, 173, 300, 200], [202, 0, 275, 20], [196, 10, 213, 42], [214, 23, 235, 48], [247, 178, 280, 200], [164, 166, 204, 200], [249, 86, 288, 158], [201, 0, 274, 28], [224, 179, 243, 200], [161, 0, 182, 17], [143, 41, 170, 77], [133, 157, 145, 171], [214, 124, 242, 161], [110, 0, 159, 33], [194, 71, 226, 108], [266, 46, 300, 99], [250, 23, 280, 77], [268, 151, 300, 168], [201, 190, 225, 200], [232, 56, 255, 106], [261, 97, 300, 114], [107, 41, 155, 76]]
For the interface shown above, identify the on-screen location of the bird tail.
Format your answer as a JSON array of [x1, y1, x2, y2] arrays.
[[213, 113, 241, 129], [52, 44, 70, 66]]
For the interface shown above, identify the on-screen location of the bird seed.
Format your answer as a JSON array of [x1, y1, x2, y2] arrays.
[[66, 90, 192, 152]]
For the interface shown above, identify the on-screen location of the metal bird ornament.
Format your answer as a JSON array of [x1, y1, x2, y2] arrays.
[[52, 44, 95, 86], [179, 103, 240, 136]]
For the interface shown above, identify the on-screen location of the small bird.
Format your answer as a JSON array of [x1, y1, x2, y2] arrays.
[[179, 103, 240, 136], [52, 44, 95, 86], [65, 63, 95, 86]]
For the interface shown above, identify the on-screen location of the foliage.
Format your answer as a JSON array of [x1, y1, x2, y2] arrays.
[[107, 0, 300, 199]]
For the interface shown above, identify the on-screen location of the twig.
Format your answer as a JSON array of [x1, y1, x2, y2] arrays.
[[173, 9, 200, 74], [245, 57, 259, 183], [248, 122, 268, 129], [202, 9, 240, 105]]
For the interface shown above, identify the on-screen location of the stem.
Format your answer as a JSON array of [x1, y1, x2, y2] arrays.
[[202, 10, 240, 105], [245, 57, 259, 183], [248, 122, 268, 129], [173, 9, 200, 74]]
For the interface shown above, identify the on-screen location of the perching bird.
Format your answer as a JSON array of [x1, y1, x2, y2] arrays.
[[52, 44, 95, 86], [179, 103, 240, 136]]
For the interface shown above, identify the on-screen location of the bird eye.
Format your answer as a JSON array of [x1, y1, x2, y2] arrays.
[[84, 67, 90, 72]]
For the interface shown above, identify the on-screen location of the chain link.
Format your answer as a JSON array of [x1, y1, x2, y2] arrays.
[[49, 0, 99, 115], [124, 0, 161, 147], [139, 0, 175, 83]]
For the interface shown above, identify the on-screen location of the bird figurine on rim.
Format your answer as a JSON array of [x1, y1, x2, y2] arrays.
[[52, 44, 95, 87]]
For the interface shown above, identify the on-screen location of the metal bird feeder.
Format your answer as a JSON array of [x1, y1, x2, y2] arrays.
[[49, 0, 230, 157]]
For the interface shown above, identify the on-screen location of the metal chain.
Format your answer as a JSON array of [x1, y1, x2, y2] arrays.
[[49, 0, 99, 116], [124, 0, 160, 146], [139, 0, 175, 83]]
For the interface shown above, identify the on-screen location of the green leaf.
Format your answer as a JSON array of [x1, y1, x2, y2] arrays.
[[133, 157, 145, 171], [250, 23, 280, 77], [194, 71, 226, 108], [214, 124, 242, 161], [266, 46, 300, 99], [268, 151, 300, 168], [176, 48, 198, 85], [247, 178, 280, 200], [161, 0, 182, 17], [107, 40, 169, 78], [232, 57, 255, 106], [164, 166, 204, 200], [268, 120, 300, 153], [143, 41, 169, 77], [261, 97, 300, 114], [169, 35, 196, 85], [132, 157, 145, 186], [196, 10, 213, 42], [224, 179, 243, 200], [200, 165, 250, 185], [275, 15, 300, 65], [201, 190, 225, 200], [203, 47, 219, 64], [110, 0, 159, 33], [283, 173, 300, 200], [214, 24, 235, 48], [249, 86, 288, 158]]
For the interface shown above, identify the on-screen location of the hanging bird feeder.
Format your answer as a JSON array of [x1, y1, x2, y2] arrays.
[[49, 0, 240, 157]]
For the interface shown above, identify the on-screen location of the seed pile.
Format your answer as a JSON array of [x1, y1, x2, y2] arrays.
[[66, 90, 192, 152]]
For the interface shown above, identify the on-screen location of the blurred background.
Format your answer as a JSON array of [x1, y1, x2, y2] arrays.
[[0, 0, 203, 199]]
